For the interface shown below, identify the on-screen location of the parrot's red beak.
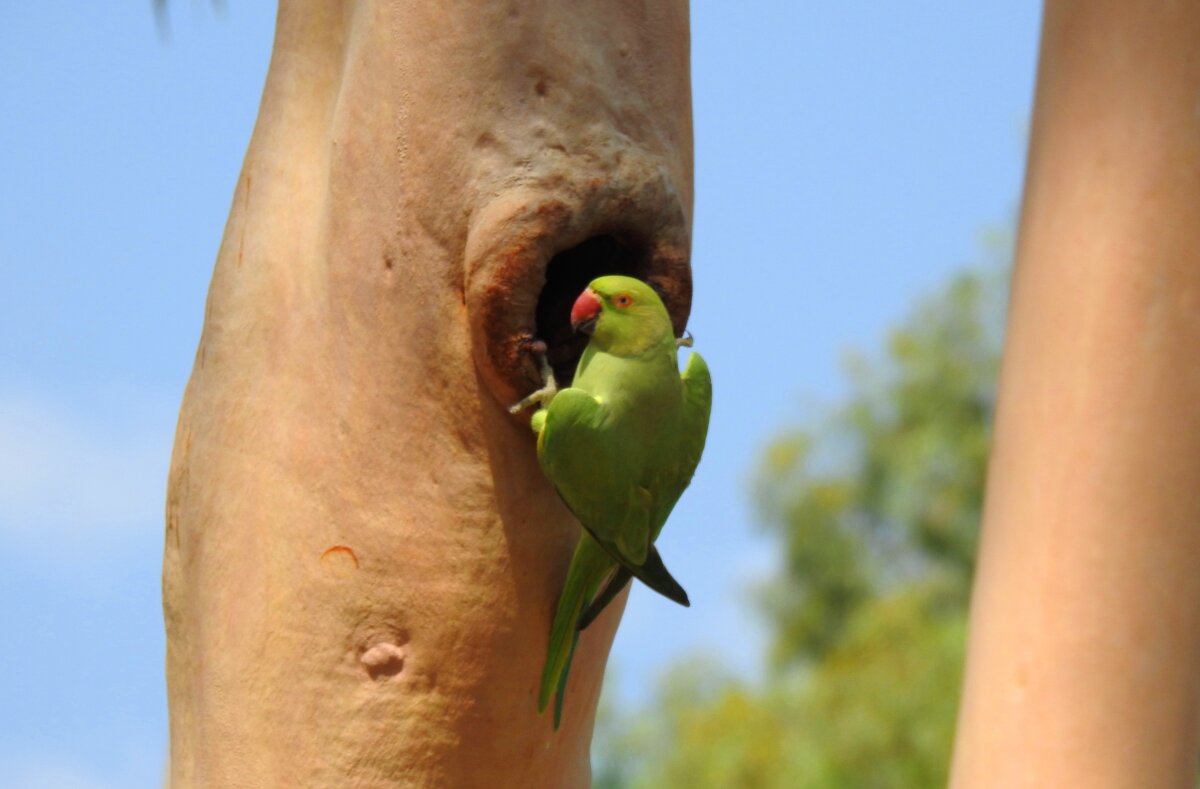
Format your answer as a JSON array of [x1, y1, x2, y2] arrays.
[[570, 288, 602, 334]]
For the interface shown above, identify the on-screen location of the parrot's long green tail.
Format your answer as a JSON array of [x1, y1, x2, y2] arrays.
[[578, 568, 632, 631], [539, 535, 612, 729]]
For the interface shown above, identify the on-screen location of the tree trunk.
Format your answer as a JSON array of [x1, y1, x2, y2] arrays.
[[952, 2, 1200, 786], [163, 2, 693, 785]]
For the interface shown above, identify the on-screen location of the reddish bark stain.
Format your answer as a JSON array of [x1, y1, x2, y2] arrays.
[[320, 544, 359, 572]]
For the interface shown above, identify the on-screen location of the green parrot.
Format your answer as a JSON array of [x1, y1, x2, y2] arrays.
[[510, 274, 712, 728]]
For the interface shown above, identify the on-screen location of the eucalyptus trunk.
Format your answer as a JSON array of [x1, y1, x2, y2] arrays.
[[163, 2, 694, 785]]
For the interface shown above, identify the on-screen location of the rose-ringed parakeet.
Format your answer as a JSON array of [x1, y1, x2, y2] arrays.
[[510, 275, 712, 728]]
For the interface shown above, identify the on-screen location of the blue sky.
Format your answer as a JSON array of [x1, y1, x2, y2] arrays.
[[0, 3, 1039, 785]]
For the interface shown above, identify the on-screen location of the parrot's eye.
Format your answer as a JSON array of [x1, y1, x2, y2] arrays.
[[614, 294, 633, 309]]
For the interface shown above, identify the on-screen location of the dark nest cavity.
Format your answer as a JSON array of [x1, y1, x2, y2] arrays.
[[534, 235, 649, 387]]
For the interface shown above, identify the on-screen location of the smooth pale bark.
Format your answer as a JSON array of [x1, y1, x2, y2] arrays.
[[163, 2, 692, 786], [952, 3, 1200, 787]]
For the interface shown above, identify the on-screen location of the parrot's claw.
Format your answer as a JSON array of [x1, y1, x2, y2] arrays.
[[676, 331, 694, 349], [509, 381, 558, 414], [509, 341, 559, 414]]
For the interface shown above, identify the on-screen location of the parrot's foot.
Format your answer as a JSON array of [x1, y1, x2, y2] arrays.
[[509, 382, 557, 414], [509, 340, 559, 414], [676, 331, 694, 349]]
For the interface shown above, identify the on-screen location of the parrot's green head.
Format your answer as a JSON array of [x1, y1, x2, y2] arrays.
[[569, 275, 675, 357]]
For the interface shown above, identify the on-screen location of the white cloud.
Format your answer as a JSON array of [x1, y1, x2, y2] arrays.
[[0, 385, 176, 545]]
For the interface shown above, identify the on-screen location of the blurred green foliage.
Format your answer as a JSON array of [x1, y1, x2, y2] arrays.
[[595, 263, 1008, 788]]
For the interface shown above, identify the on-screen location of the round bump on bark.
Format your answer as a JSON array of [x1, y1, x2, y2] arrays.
[[360, 642, 406, 680]]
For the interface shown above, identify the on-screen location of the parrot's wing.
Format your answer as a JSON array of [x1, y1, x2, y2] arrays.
[[682, 352, 713, 453], [575, 543, 688, 631], [539, 388, 690, 607], [658, 350, 712, 525], [578, 353, 711, 628]]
